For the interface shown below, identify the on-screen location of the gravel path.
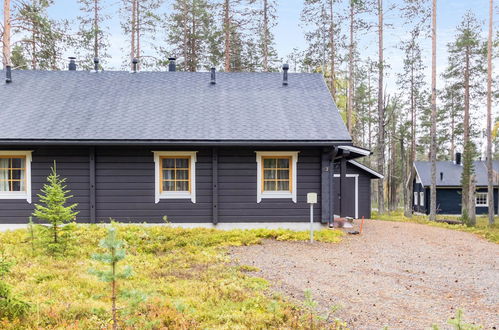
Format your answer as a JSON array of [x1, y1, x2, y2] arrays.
[[230, 220, 499, 329]]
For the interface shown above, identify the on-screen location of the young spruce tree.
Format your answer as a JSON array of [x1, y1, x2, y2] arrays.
[[90, 227, 133, 330], [33, 162, 78, 244]]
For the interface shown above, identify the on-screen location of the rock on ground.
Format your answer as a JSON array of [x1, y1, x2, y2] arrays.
[[230, 220, 499, 329]]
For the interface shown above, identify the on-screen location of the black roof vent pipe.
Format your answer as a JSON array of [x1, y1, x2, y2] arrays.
[[168, 57, 176, 72], [132, 58, 138, 73], [5, 66, 12, 83], [93, 57, 99, 72], [455, 152, 462, 166], [210, 67, 216, 84], [440, 172, 443, 181], [68, 57, 77, 71], [282, 63, 289, 86]]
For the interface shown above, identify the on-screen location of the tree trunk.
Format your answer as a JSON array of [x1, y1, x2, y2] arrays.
[[377, 0, 385, 214], [262, 0, 269, 72], [112, 248, 117, 330], [2, 0, 11, 68], [136, 1, 140, 71], [130, 0, 136, 70], [329, 0, 336, 98], [450, 91, 455, 160], [469, 174, 476, 225], [429, 0, 437, 221], [224, 0, 231, 72], [94, 0, 99, 59], [462, 44, 471, 217], [486, 0, 495, 224], [347, 1, 354, 134], [53, 223, 58, 244]]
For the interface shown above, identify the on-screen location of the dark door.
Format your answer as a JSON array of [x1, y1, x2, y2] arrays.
[[333, 176, 357, 218]]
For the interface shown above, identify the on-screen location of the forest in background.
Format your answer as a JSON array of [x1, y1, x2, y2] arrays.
[[1, 0, 498, 223]]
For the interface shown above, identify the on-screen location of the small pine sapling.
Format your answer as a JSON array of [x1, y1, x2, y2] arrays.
[[32, 162, 78, 245], [90, 227, 133, 330]]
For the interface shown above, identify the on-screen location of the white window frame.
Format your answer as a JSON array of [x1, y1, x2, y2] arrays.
[[256, 151, 299, 203], [414, 192, 418, 206], [476, 192, 488, 207], [420, 191, 424, 207], [153, 151, 197, 203], [0, 150, 33, 203]]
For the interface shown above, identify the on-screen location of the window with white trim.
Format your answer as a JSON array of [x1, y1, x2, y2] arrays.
[[476, 192, 488, 207], [420, 191, 424, 206], [414, 192, 418, 205], [0, 151, 32, 203], [153, 151, 197, 203], [256, 151, 298, 203]]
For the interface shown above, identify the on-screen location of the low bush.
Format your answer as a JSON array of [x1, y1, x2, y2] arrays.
[[0, 224, 344, 329]]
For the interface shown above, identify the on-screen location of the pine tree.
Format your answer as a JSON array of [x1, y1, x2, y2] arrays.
[[446, 12, 486, 223], [76, 0, 110, 69], [90, 227, 133, 330], [13, 0, 69, 70], [162, 0, 217, 71], [486, 0, 495, 224], [32, 162, 78, 244], [254, 0, 278, 71], [377, 0, 385, 214]]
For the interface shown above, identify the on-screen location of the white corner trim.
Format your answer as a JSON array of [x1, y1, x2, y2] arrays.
[[348, 160, 384, 179], [333, 173, 358, 218], [0, 151, 33, 204], [152, 151, 197, 204], [255, 151, 299, 203]]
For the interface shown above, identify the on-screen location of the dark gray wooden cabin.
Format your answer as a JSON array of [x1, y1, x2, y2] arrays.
[[413, 156, 499, 215], [0, 64, 381, 225]]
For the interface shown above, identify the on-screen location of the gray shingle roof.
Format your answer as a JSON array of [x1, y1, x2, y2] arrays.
[[0, 70, 351, 143], [414, 160, 499, 187]]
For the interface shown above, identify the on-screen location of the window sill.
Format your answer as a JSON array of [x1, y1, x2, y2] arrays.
[[157, 192, 195, 203], [258, 191, 296, 203], [0, 193, 31, 203]]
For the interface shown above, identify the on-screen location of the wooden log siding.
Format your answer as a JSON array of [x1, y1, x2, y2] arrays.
[[0, 146, 328, 223], [0, 147, 91, 223]]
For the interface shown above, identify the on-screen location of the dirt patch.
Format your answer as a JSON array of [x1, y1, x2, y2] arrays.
[[230, 220, 499, 329]]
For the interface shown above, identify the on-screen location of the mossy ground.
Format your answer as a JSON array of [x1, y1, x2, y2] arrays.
[[372, 211, 499, 244], [0, 224, 344, 329]]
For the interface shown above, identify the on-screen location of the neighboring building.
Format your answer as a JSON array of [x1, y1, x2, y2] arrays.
[[0, 61, 381, 227], [413, 154, 499, 215]]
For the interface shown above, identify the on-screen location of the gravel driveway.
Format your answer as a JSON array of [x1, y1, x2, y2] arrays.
[[230, 220, 499, 329]]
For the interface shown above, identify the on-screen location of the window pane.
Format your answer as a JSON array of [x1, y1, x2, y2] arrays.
[[264, 169, 275, 179], [11, 158, 24, 169], [177, 170, 189, 180], [0, 178, 8, 192], [12, 181, 21, 191], [163, 158, 175, 168], [277, 158, 289, 168], [10, 170, 22, 180], [163, 169, 174, 180], [163, 181, 175, 191], [263, 158, 276, 168], [176, 158, 189, 168], [263, 180, 275, 191], [277, 181, 289, 191], [176, 181, 189, 191], [277, 170, 289, 179]]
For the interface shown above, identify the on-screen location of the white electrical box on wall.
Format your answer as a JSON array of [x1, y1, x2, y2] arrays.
[[307, 192, 317, 204]]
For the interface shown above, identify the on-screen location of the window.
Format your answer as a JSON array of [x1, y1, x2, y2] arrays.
[[153, 151, 197, 203], [414, 192, 418, 205], [476, 192, 488, 207], [256, 151, 298, 203], [0, 151, 32, 203], [420, 191, 424, 206]]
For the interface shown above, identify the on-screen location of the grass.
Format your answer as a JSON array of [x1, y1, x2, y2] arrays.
[[0, 224, 345, 329], [372, 210, 499, 244]]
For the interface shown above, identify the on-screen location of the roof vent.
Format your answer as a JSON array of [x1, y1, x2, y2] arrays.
[[93, 57, 99, 72], [440, 172, 443, 181], [210, 67, 216, 85], [68, 57, 77, 71], [131, 58, 138, 73], [5, 66, 12, 83], [455, 152, 462, 166], [282, 64, 289, 86], [168, 57, 176, 72]]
